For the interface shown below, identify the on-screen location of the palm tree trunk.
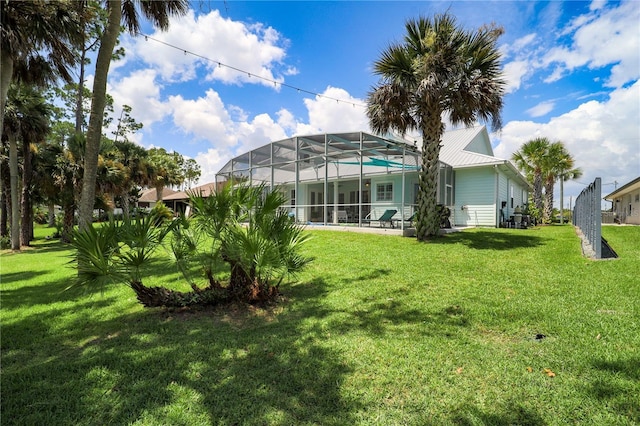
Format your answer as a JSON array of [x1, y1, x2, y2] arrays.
[[8, 133, 20, 250], [122, 194, 130, 220], [20, 139, 33, 246], [48, 202, 56, 227], [78, 0, 122, 231], [416, 111, 445, 241], [155, 185, 164, 203], [543, 181, 554, 223], [1, 164, 9, 238], [129, 280, 228, 308], [61, 201, 75, 243], [559, 177, 564, 224], [533, 172, 543, 214], [0, 50, 13, 138]]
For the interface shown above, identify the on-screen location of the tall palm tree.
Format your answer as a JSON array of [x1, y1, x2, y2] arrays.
[[19, 89, 52, 246], [367, 14, 506, 240], [558, 164, 582, 224], [112, 140, 151, 218], [541, 142, 581, 224], [2, 84, 51, 249], [78, 0, 189, 231], [512, 137, 550, 218]]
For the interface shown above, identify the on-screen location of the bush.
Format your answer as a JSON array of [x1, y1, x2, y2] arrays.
[[150, 202, 173, 223], [0, 235, 10, 250], [33, 206, 48, 225]]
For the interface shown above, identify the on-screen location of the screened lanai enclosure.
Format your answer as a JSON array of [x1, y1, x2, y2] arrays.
[[216, 132, 454, 230]]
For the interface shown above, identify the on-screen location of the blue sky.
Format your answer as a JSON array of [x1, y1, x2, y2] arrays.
[[103, 0, 639, 208]]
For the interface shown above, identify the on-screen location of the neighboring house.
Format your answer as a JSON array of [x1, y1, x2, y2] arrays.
[[137, 187, 178, 209], [163, 182, 225, 215], [603, 176, 640, 225], [214, 126, 529, 229]]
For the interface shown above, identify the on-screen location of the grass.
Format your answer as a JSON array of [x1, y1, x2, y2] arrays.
[[1, 224, 639, 425]]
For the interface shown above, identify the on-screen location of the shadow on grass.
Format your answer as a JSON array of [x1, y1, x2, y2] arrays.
[[25, 237, 74, 254], [452, 401, 546, 425], [432, 229, 545, 250], [1, 272, 118, 308], [2, 276, 360, 425], [589, 358, 640, 422], [1, 270, 50, 285]]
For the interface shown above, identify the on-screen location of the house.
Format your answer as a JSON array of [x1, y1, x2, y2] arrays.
[[137, 187, 178, 209], [436, 126, 531, 227], [603, 176, 640, 225], [163, 181, 225, 215], [214, 126, 529, 229]]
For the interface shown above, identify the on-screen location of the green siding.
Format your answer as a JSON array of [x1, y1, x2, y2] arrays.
[[452, 168, 497, 226]]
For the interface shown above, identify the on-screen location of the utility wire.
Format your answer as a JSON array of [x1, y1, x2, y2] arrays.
[[138, 32, 367, 108]]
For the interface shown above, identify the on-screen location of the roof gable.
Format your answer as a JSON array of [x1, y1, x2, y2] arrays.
[[438, 126, 496, 167], [463, 130, 493, 156]]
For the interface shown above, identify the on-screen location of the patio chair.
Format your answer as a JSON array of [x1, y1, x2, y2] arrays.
[[365, 209, 398, 228], [393, 212, 415, 228]]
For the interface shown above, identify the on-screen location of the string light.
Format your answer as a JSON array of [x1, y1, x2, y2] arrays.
[[137, 32, 367, 108]]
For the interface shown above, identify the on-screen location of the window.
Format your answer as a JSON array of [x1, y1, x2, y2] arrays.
[[510, 186, 514, 208], [376, 183, 393, 201], [290, 189, 295, 206]]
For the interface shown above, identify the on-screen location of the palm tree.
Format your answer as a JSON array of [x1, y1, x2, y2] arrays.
[[2, 84, 51, 249], [541, 142, 581, 224], [558, 164, 582, 224], [78, 0, 189, 231], [1, 0, 79, 136], [367, 14, 506, 240], [112, 140, 151, 218], [512, 137, 550, 218], [148, 147, 185, 202], [19, 89, 52, 246]]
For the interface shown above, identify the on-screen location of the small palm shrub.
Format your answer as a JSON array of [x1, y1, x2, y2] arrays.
[[71, 212, 175, 292], [70, 183, 313, 308], [176, 182, 314, 303]]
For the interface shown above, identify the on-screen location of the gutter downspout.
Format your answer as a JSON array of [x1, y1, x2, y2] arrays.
[[401, 146, 406, 231], [494, 164, 500, 228]]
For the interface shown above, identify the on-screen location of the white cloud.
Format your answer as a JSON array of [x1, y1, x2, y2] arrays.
[[544, 1, 640, 88], [108, 69, 169, 127], [512, 33, 537, 51], [168, 89, 236, 147], [590, 0, 607, 12], [503, 60, 531, 93], [297, 86, 369, 135], [195, 148, 229, 185], [128, 9, 294, 87], [493, 80, 640, 206], [526, 101, 555, 117]]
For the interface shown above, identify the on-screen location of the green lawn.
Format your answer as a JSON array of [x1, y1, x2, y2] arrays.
[[2, 225, 638, 425]]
